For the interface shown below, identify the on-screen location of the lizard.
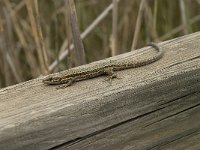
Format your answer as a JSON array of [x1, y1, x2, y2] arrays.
[[43, 43, 164, 88]]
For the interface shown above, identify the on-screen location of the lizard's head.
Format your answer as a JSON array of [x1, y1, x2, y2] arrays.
[[43, 76, 63, 85]]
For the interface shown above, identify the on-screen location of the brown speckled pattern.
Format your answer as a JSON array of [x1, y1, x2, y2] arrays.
[[43, 43, 164, 86]]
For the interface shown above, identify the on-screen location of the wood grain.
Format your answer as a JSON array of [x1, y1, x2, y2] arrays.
[[0, 32, 200, 149]]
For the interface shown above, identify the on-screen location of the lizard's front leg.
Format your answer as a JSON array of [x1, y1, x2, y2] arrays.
[[57, 78, 75, 89]]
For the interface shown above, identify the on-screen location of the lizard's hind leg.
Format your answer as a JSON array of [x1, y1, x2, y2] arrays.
[[103, 67, 120, 85], [104, 67, 117, 79]]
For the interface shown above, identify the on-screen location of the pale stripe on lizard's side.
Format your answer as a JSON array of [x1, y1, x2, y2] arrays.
[[43, 43, 164, 88]]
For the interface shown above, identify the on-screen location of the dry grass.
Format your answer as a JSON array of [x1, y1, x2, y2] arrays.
[[0, 0, 200, 88]]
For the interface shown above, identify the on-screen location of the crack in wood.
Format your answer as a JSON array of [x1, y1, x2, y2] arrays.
[[145, 102, 200, 128], [158, 91, 199, 107], [165, 55, 200, 69], [145, 126, 200, 150], [49, 107, 167, 149]]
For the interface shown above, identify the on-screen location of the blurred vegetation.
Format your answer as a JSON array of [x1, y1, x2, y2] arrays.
[[0, 0, 200, 88]]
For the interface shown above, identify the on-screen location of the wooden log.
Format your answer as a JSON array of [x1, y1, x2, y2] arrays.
[[0, 32, 200, 150]]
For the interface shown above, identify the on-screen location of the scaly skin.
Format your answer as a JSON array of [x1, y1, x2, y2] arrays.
[[43, 43, 164, 88]]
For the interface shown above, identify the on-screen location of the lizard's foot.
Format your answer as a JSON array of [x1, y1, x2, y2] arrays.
[[103, 67, 121, 85], [56, 79, 74, 89], [103, 73, 121, 85]]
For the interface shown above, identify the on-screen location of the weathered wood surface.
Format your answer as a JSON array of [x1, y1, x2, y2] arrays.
[[0, 32, 200, 150]]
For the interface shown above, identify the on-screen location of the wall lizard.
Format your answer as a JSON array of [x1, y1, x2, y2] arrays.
[[43, 43, 164, 88]]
